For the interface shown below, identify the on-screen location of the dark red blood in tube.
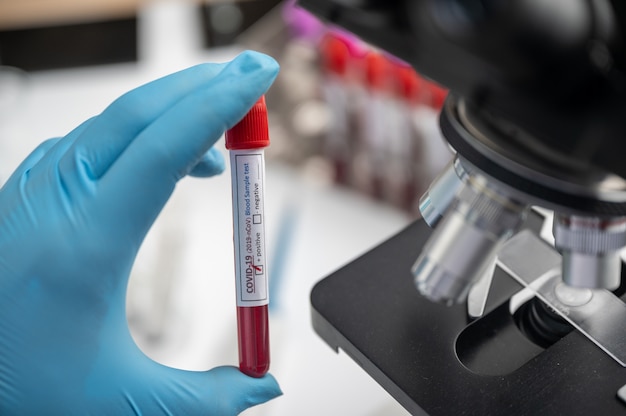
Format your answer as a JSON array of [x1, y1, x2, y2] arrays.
[[237, 304, 270, 377]]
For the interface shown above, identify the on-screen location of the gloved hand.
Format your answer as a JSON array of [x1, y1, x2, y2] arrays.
[[0, 51, 281, 415]]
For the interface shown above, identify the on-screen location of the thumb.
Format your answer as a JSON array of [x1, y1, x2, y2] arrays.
[[150, 365, 282, 415], [188, 147, 226, 178]]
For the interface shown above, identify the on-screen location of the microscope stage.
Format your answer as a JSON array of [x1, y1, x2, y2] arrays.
[[311, 219, 626, 415]]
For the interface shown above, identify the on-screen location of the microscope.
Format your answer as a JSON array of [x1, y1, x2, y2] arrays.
[[299, 1, 626, 414]]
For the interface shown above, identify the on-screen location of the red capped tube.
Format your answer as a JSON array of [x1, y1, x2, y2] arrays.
[[226, 96, 270, 378]]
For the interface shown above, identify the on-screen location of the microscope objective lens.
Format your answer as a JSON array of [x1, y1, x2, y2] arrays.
[[553, 282, 593, 307], [413, 171, 527, 305]]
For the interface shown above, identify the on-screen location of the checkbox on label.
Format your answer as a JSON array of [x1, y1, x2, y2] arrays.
[[253, 214, 262, 224], [255, 265, 263, 275]]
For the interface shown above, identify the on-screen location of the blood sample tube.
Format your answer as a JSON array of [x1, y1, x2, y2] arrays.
[[225, 96, 271, 378]]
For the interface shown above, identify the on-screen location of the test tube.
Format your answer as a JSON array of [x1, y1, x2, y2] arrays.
[[225, 96, 271, 378]]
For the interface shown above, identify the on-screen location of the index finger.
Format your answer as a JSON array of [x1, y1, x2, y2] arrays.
[[59, 61, 229, 183], [97, 51, 279, 237]]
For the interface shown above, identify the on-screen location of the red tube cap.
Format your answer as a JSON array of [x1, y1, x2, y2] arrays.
[[320, 33, 350, 76], [225, 96, 270, 150], [364, 52, 389, 91]]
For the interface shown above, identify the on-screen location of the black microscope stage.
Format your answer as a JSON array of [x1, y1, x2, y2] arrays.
[[311, 219, 626, 415]]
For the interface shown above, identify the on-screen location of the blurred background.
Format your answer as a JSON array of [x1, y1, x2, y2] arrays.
[[0, 1, 453, 414]]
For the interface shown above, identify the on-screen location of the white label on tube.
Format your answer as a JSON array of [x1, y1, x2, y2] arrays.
[[230, 149, 269, 307]]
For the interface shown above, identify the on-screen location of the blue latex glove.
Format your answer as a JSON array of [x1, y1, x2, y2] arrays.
[[0, 51, 281, 415]]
